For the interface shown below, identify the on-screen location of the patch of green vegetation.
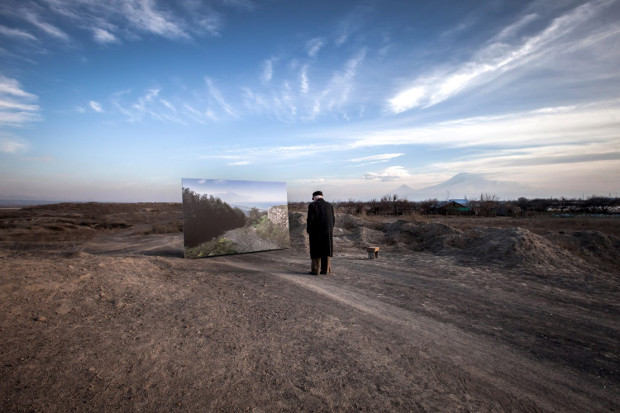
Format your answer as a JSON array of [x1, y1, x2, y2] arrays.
[[254, 216, 289, 248], [248, 208, 267, 227], [185, 237, 238, 258]]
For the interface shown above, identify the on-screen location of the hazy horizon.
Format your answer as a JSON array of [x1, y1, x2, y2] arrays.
[[2, 170, 619, 206], [1, 1, 619, 203]]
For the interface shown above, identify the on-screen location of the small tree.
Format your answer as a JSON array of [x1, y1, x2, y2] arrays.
[[247, 207, 264, 226], [339, 199, 365, 215], [475, 193, 501, 217], [418, 199, 437, 215], [379, 194, 403, 215], [366, 199, 381, 215]]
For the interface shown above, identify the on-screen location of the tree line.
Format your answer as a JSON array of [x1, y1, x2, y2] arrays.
[[289, 194, 620, 217], [182, 187, 247, 248]]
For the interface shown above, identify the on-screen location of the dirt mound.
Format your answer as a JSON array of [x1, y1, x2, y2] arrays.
[[291, 213, 619, 270], [549, 230, 620, 271], [336, 214, 365, 230], [345, 226, 385, 247], [384, 221, 460, 249], [385, 221, 587, 269], [453, 227, 582, 268]]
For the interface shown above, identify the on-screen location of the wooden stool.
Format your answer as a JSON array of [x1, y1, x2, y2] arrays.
[[367, 247, 380, 259]]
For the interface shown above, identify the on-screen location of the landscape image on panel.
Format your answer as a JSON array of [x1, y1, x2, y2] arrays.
[[182, 179, 290, 258]]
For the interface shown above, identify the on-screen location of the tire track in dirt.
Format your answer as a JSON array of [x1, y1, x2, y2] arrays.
[[84, 232, 183, 256]]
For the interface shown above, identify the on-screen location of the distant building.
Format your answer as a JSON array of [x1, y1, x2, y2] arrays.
[[430, 199, 472, 215]]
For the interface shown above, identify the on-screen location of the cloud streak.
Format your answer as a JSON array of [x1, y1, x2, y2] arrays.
[[364, 166, 411, 182], [205, 77, 236, 117], [0, 75, 37, 156], [89, 101, 103, 112], [355, 100, 620, 149], [388, 0, 614, 113], [0, 136, 28, 153], [260, 58, 273, 83], [350, 153, 404, 163], [92, 27, 118, 44], [1, 0, 230, 53], [0, 24, 38, 42], [200, 142, 347, 166], [0, 75, 40, 127], [348, 153, 404, 167], [195, 98, 620, 185], [306, 37, 324, 57], [23, 10, 69, 40]]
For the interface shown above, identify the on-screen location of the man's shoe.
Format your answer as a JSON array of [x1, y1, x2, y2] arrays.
[[308, 271, 318, 275]]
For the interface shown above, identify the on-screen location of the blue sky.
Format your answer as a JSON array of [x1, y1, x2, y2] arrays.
[[1, 0, 619, 202]]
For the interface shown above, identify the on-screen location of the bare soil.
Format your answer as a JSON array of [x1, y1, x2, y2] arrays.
[[1, 203, 618, 412]]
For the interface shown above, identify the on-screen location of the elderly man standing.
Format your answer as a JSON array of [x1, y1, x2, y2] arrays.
[[307, 190, 335, 275]]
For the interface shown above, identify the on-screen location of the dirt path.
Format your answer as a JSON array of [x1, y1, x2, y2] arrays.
[[222, 251, 619, 412], [222, 226, 280, 254], [83, 229, 184, 257]]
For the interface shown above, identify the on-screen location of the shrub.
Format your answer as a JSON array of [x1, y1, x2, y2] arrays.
[[185, 238, 238, 258]]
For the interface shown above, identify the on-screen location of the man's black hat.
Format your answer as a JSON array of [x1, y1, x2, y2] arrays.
[[312, 191, 323, 198]]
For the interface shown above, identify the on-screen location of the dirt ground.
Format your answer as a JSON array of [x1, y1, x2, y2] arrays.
[[0, 203, 618, 412]]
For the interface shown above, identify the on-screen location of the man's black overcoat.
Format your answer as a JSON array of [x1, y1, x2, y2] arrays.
[[307, 198, 335, 259]]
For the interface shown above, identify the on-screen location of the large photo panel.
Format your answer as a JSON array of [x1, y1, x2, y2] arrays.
[[182, 178, 290, 258]]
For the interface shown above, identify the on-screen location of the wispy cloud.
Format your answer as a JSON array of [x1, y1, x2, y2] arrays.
[[109, 82, 240, 125], [89, 100, 103, 112], [364, 166, 411, 182], [92, 27, 118, 44], [205, 77, 236, 117], [355, 100, 620, 148], [0, 74, 37, 155], [23, 10, 69, 40], [195, 100, 620, 173], [334, 5, 367, 47], [349, 153, 404, 165], [111, 87, 185, 124], [306, 37, 324, 58], [431, 141, 620, 173], [182, 104, 207, 124], [260, 58, 274, 83], [0, 24, 38, 42], [200, 142, 346, 166], [121, 0, 189, 39], [0, 75, 38, 100], [0, 136, 28, 153], [133, 88, 160, 111], [388, 0, 614, 113], [0, 75, 40, 127], [300, 66, 309, 94], [316, 49, 366, 115], [159, 98, 175, 111], [2, 0, 232, 54]]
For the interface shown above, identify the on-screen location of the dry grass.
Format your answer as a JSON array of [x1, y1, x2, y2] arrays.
[[424, 215, 620, 237]]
